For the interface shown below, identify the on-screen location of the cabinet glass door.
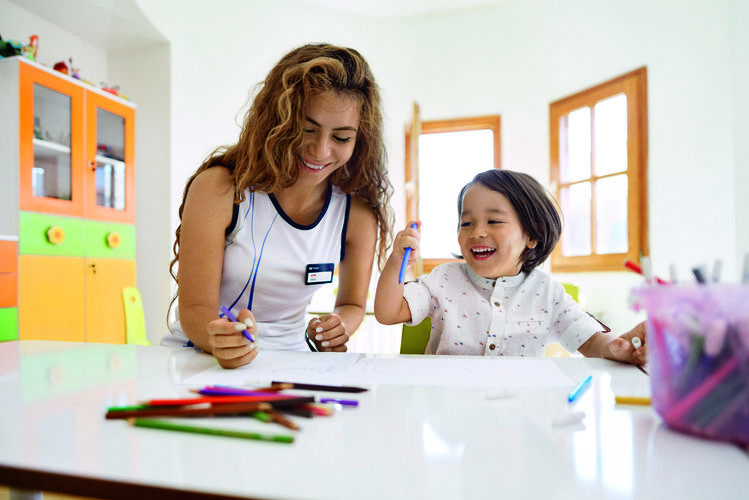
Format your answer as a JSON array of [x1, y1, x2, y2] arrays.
[[32, 85, 72, 201], [19, 62, 84, 217], [85, 92, 135, 223], [95, 108, 126, 211]]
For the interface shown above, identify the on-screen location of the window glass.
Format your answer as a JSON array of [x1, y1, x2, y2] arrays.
[[418, 129, 494, 259], [594, 94, 627, 176], [595, 174, 628, 253], [561, 182, 591, 256], [560, 107, 590, 183]]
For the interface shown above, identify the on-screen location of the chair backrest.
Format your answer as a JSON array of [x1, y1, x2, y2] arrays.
[[561, 282, 580, 303], [400, 317, 431, 354], [545, 282, 580, 358], [122, 287, 150, 345]]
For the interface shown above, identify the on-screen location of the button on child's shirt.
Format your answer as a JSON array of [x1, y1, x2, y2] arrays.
[[485, 286, 507, 356]]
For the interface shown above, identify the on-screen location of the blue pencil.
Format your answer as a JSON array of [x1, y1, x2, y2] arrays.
[[398, 222, 418, 284], [220, 306, 254, 342], [568, 374, 593, 403]]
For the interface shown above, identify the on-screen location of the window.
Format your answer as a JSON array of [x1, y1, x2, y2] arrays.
[[405, 105, 500, 274], [549, 68, 648, 272]]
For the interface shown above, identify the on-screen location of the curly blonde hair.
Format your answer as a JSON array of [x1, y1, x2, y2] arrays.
[[169, 43, 393, 318]]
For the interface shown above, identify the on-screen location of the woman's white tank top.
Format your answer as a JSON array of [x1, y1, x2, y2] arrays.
[[169, 185, 350, 351]]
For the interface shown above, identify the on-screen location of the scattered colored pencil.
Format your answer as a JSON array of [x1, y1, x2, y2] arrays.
[[130, 418, 294, 444]]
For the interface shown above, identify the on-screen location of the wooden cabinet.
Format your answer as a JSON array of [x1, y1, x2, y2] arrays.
[[0, 56, 136, 343]]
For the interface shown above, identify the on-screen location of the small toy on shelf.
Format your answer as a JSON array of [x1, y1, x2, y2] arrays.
[[21, 35, 38, 61], [53, 60, 69, 75], [68, 57, 80, 79], [0, 35, 22, 58]]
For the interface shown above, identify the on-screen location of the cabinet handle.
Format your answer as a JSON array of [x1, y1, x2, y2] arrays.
[[89, 263, 97, 274], [46, 226, 66, 245], [89, 160, 96, 171], [106, 231, 122, 249]]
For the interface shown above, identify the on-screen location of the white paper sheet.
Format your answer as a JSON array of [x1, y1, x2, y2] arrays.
[[179, 350, 362, 387], [178, 351, 572, 388]]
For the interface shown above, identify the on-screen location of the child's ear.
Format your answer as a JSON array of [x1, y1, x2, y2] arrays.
[[526, 237, 538, 249]]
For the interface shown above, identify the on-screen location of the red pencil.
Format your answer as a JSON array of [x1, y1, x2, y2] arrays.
[[623, 259, 669, 285], [106, 402, 271, 420]]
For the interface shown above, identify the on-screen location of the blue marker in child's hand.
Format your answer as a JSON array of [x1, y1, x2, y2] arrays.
[[398, 222, 418, 284], [220, 306, 254, 342]]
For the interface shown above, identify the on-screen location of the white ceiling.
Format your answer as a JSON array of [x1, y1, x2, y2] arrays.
[[10, 0, 514, 51], [9, 0, 167, 51], [300, 0, 513, 18]]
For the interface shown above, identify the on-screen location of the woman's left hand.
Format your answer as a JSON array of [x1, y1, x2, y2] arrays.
[[307, 313, 350, 352]]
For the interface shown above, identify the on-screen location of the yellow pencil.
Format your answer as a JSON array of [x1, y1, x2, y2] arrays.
[[615, 395, 651, 405]]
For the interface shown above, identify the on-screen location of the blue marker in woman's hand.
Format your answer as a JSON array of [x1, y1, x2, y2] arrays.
[[220, 306, 254, 342], [398, 222, 418, 284]]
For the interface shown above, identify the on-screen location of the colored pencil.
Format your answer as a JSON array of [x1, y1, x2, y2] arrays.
[[271, 381, 368, 393], [319, 398, 359, 407], [614, 395, 651, 405], [219, 306, 254, 342], [144, 394, 307, 406], [266, 409, 300, 431], [130, 418, 294, 443], [623, 259, 669, 285], [568, 374, 593, 403], [106, 402, 271, 420]]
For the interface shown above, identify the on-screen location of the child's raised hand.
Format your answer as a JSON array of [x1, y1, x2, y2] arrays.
[[392, 221, 421, 262]]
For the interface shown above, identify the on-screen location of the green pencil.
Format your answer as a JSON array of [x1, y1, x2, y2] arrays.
[[130, 418, 294, 444]]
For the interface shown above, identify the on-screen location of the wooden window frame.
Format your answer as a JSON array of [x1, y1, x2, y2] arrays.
[[549, 67, 648, 272], [406, 113, 501, 274]]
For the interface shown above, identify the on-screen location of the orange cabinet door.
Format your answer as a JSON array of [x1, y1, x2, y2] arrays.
[[85, 258, 136, 343], [84, 91, 135, 223], [19, 255, 85, 341], [19, 62, 85, 218]]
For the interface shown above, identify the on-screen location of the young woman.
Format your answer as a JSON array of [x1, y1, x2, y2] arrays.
[[168, 44, 393, 368]]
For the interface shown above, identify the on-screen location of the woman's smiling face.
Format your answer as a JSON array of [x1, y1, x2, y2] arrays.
[[295, 91, 359, 185], [458, 182, 536, 279]]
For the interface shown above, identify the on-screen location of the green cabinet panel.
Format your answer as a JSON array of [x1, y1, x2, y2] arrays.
[[19, 211, 85, 257], [85, 220, 135, 259], [0, 308, 18, 341]]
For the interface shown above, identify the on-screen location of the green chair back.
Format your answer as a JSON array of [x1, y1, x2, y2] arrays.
[[400, 317, 431, 354], [122, 287, 150, 346]]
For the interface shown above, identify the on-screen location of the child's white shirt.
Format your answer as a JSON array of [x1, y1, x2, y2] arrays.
[[403, 263, 602, 356]]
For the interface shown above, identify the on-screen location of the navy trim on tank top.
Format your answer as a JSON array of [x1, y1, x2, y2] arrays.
[[340, 193, 351, 261], [268, 184, 333, 230], [225, 203, 240, 237]]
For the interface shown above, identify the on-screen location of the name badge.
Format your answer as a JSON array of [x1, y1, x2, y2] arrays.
[[305, 263, 334, 285]]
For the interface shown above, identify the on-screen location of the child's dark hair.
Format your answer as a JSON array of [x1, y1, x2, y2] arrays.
[[457, 169, 562, 273]]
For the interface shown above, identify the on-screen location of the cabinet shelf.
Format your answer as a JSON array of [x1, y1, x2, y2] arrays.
[[95, 154, 126, 169], [32, 137, 71, 154]]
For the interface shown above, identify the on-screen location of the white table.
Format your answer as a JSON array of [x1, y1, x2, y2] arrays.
[[0, 341, 747, 499]]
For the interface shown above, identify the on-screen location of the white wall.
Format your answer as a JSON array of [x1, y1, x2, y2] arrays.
[[108, 44, 172, 342], [731, 0, 749, 275]]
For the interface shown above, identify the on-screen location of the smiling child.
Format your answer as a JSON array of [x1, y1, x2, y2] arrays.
[[374, 169, 646, 363]]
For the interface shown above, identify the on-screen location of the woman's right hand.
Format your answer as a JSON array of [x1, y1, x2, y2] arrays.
[[207, 309, 259, 368]]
